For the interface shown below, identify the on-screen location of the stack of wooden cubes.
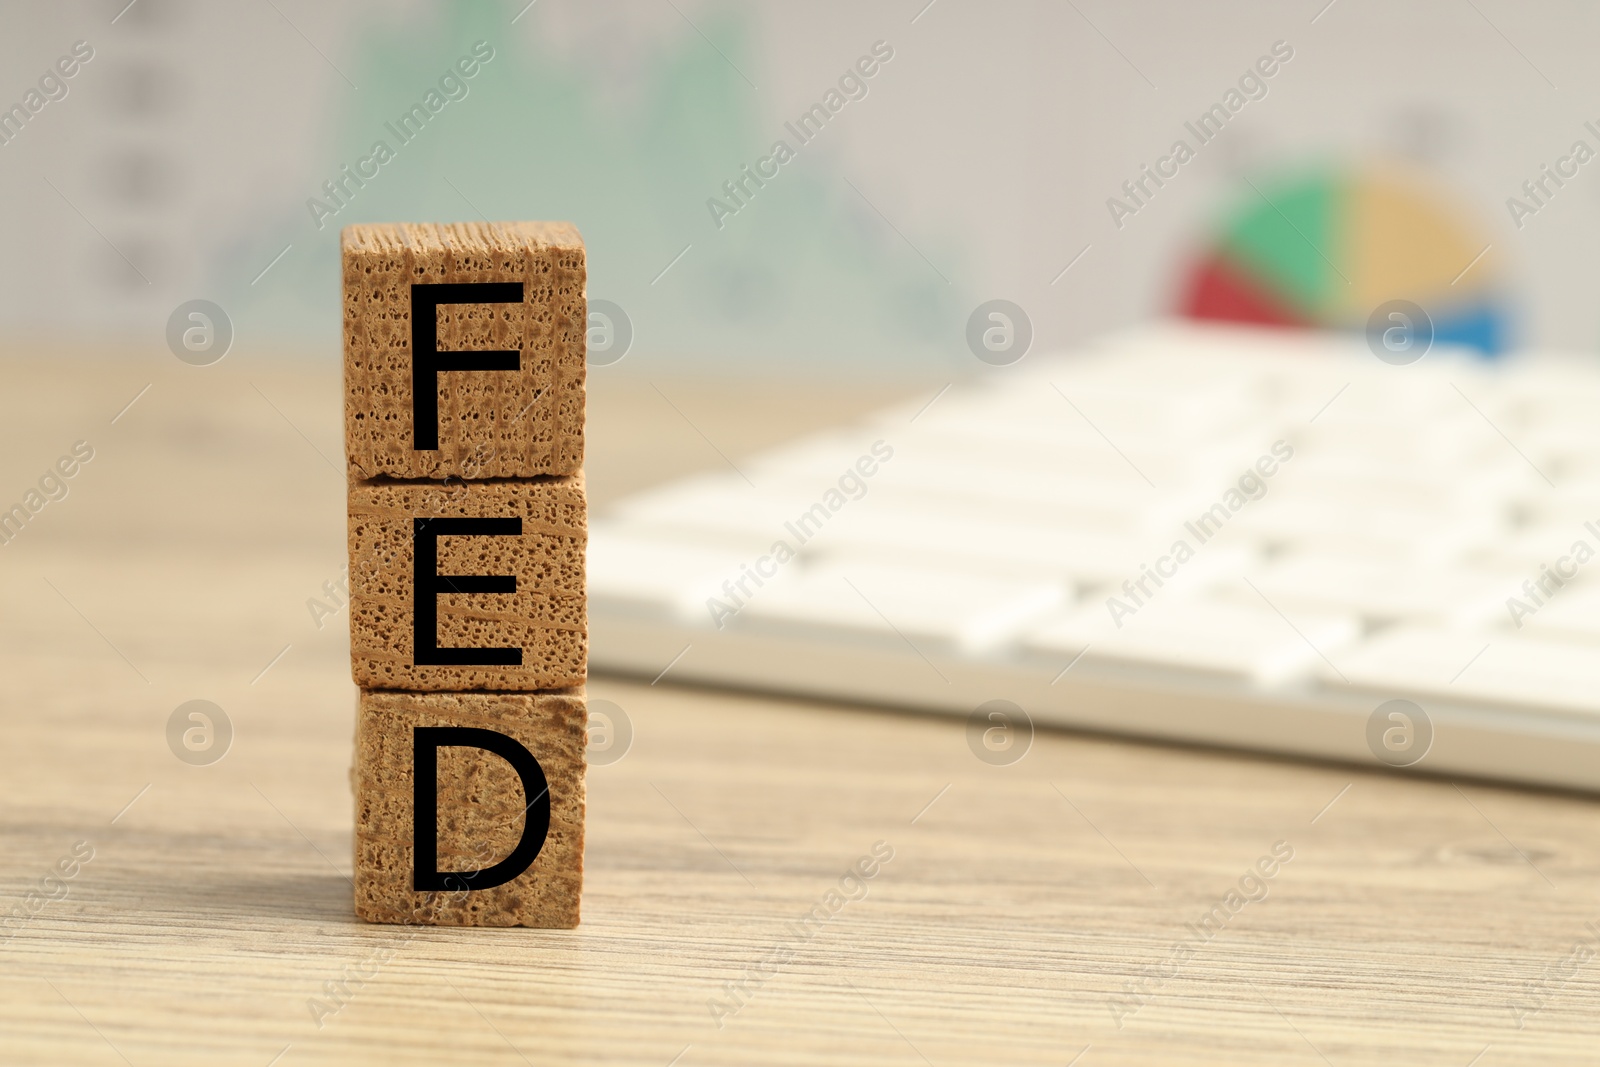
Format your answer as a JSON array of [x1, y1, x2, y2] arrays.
[[341, 221, 588, 927]]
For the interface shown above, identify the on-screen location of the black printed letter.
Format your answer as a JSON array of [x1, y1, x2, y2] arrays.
[[413, 727, 550, 891], [410, 282, 523, 450], [412, 517, 521, 665]]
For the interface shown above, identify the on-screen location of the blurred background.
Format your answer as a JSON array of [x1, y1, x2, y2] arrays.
[[2, 0, 1595, 371], [13, 7, 1600, 1060]]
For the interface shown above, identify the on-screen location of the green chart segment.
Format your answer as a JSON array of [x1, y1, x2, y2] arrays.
[[1181, 168, 1508, 355]]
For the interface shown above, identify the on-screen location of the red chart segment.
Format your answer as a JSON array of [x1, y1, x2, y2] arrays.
[[1180, 251, 1312, 329]]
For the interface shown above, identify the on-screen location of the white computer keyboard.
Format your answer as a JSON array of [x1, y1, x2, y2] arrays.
[[589, 322, 1600, 791]]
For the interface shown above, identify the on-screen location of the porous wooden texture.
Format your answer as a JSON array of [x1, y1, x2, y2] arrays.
[[354, 688, 585, 928], [342, 221, 586, 481], [348, 474, 587, 690]]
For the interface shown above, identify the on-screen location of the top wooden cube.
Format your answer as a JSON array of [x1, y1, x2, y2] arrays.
[[342, 222, 586, 481]]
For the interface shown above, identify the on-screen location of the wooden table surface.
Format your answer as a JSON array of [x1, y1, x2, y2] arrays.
[[3, 347, 1600, 1066]]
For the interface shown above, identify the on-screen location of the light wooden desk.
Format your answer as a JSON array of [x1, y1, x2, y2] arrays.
[[3, 350, 1599, 1065]]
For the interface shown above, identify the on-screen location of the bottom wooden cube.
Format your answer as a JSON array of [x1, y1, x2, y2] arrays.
[[354, 688, 586, 927]]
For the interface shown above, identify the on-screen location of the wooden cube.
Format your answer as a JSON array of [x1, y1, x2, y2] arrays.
[[342, 221, 586, 482], [348, 475, 586, 691], [354, 688, 586, 927]]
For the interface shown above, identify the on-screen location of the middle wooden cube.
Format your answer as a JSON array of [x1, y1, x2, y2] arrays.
[[348, 474, 586, 690]]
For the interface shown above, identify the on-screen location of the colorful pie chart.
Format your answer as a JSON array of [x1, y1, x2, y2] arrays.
[[1180, 167, 1507, 356]]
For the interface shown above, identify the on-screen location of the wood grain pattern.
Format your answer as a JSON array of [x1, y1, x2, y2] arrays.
[[2, 351, 1598, 1065]]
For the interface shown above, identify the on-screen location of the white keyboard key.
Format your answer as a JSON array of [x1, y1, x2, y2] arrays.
[[1477, 521, 1599, 573], [1326, 627, 1600, 716], [869, 456, 1160, 524], [833, 505, 1259, 592], [613, 474, 896, 544], [1283, 452, 1524, 514], [1230, 495, 1501, 561], [1231, 555, 1515, 627], [828, 507, 1128, 580], [1511, 582, 1600, 640], [1025, 598, 1358, 686], [899, 429, 1196, 489], [1514, 492, 1600, 531], [587, 526, 776, 621], [739, 560, 1067, 653]]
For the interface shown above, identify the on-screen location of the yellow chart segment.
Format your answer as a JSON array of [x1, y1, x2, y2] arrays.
[[1334, 169, 1495, 322]]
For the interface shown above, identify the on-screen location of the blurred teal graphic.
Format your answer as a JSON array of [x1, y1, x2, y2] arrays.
[[224, 3, 969, 373]]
